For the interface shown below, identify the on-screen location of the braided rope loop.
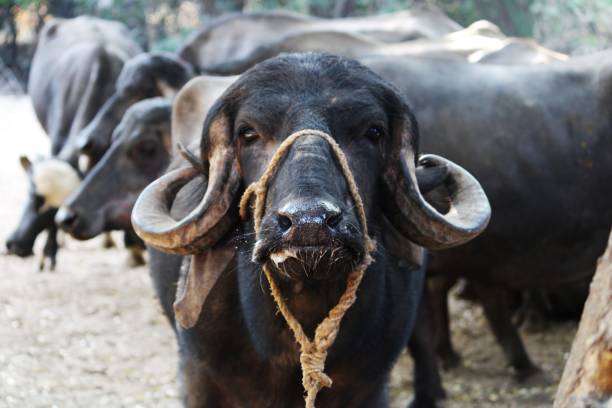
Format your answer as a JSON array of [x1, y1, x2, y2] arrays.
[[239, 129, 376, 408]]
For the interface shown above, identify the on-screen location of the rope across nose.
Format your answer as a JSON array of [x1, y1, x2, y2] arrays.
[[239, 129, 376, 408]]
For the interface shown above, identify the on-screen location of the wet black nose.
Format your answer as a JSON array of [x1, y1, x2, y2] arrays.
[[55, 207, 78, 231], [277, 200, 342, 244]]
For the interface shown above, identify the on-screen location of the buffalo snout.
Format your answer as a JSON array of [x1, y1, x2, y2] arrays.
[[55, 207, 79, 233], [252, 133, 364, 281], [6, 237, 34, 257], [276, 200, 342, 244]]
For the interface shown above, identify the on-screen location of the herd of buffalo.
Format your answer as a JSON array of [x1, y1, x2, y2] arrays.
[[4, 5, 612, 407]]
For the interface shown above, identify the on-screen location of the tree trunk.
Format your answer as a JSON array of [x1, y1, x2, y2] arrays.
[[554, 230, 612, 407]]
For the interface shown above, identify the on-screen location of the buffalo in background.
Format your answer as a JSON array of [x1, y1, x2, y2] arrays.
[[178, 6, 462, 73], [5, 16, 141, 269], [364, 52, 612, 380]]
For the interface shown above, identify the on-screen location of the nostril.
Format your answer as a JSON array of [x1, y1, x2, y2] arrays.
[[277, 214, 292, 232], [326, 212, 342, 228], [56, 208, 78, 230]]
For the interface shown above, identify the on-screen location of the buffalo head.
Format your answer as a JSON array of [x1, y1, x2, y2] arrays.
[[132, 53, 490, 283], [6, 156, 80, 256], [75, 52, 192, 171], [56, 98, 172, 240]]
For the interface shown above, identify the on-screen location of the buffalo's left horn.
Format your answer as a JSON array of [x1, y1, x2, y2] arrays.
[[131, 115, 240, 255], [383, 152, 491, 250]]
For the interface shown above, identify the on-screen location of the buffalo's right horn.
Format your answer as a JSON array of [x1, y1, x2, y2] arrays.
[[383, 150, 491, 250]]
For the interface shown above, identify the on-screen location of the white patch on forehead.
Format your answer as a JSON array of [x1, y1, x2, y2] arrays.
[[270, 248, 298, 267], [156, 79, 177, 99], [32, 159, 81, 208]]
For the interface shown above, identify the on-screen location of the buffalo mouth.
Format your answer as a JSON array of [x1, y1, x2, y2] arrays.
[[60, 215, 106, 241], [5, 241, 34, 257], [256, 240, 364, 282]]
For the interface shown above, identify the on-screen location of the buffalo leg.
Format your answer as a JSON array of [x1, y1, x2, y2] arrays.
[[39, 224, 58, 272], [428, 275, 461, 369], [124, 229, 146, 267], [474, 284, 540, 381], [513, 290, 550, 333], [147, 248, 183, 330], [102, 232, 116, 248], [408, 291, 445, 408]]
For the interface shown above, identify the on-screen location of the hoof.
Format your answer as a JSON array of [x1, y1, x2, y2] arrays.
[[408, 396, 446, 408], [102, 233, 116, 249], [514, 364, 548, 385], [127, 251, 146, 268], [38, 255, 56, 272]]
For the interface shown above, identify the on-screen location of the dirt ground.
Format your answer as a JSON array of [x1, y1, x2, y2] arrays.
[[0, 96, 577, 407]]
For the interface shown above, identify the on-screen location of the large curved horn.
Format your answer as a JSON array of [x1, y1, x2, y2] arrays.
[[131, 116, 240, 255], [383, 150, 491, 250]]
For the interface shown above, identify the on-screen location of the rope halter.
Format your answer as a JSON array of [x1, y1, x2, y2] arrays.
[[239, 129, 376, 408]]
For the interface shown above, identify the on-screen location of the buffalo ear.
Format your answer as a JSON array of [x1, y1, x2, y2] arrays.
[[19, 155, 32, 172], [173, 243, 235, 329], [149, 53, 193, 99], [171, 76, 235, 156], [171, 78, 213, 156]]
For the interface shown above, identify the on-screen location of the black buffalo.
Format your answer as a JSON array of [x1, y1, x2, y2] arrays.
[[57, 72, 447, 405], [56, 98, 172, 242], [363, 53, 612, 380], [75, 52, 193, 170], [179, 8, 461, 73], [202, 20, 566, 76], [5, 16, 140, 269], [131, 53, 490, 407]]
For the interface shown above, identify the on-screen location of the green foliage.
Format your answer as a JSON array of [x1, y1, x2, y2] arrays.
[[151, 28, 192, 52], [0, 0, 42, 6], [530, 0, 612, 54]]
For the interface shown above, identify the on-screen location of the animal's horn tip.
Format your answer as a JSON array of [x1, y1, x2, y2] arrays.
[[177, 142, 205, 173]]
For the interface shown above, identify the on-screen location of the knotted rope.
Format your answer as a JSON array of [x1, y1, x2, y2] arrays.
[[239, 129, 376, 408]]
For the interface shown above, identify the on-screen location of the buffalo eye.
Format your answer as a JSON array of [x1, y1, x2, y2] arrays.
[[134, 140, 158, 158], [238, 126, 259, 144], [364, 125, 384, 141]]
